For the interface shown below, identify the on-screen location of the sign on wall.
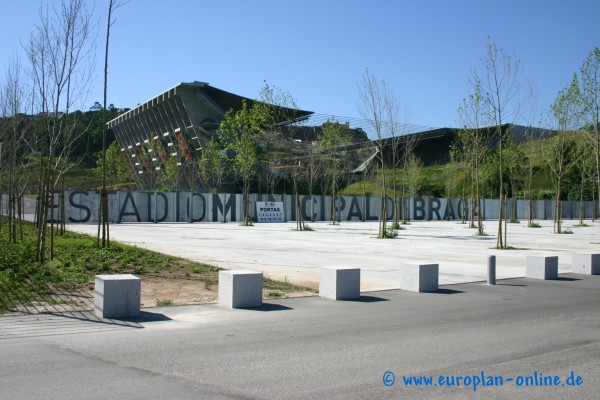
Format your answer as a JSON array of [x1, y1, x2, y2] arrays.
[[256, 201, 285, 223]]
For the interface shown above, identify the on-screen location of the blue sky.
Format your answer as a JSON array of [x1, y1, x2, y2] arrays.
[[1, 0, 598, 128]]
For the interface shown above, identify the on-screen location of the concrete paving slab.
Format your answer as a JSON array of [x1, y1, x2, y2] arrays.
[[66, 220, 600, 291]]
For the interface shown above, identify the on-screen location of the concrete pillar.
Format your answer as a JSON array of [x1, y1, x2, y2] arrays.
[[572, 253, 600, 275], [218, 270, 263, 309], [94, 274, 141, 318], [319, 267, 361, 300], [526, 255, 558, 280], [400, 263, 439, 292], [487, 255, 496, 285]]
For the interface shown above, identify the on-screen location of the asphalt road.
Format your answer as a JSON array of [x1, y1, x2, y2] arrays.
[[1, 274, 599, 399]]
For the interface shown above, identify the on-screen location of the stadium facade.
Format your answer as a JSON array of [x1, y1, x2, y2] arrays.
[[108, 82, 542, 192]]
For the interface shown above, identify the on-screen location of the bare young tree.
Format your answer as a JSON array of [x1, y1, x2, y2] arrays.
[[98, 0, 129, 248], [318, 119, 352, 225], [301, 143, 323, 223], [476, 39, 527, 248], [25, 0, 96, 262], [580, 48, 600, 219], [399, 127, 419, 225], [0, 56, 32, 243], [254, 81, 299, 195], [547, 75, 582, 233], [358, 69, 400, 238], [574, 137, 595, 225], [457, 76, 493, 234], [522, 128, 540, 227]]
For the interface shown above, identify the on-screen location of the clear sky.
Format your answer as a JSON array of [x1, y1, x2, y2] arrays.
[[1, 0, 598, 128]]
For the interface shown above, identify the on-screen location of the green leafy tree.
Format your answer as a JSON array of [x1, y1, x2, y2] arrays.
[[198, 137, 229, 193], [218, 101, 262, 226], [158, 157, 180, 191], [95, 141, 131, 183], [405, 154, 423, 200]]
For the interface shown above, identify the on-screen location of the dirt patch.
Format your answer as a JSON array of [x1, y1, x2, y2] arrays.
[[139, 268, 317, 307], [140, 274, 218, 307], [2, 266, 316, 315]]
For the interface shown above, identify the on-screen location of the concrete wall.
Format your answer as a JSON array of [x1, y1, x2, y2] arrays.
[[8, 191, 595, 224]]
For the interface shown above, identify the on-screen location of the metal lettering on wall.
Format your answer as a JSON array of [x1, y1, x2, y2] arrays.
[[61, 191, 597, 224]]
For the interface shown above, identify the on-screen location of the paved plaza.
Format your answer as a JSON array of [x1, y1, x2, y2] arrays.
[[67, 219, 600, 290]]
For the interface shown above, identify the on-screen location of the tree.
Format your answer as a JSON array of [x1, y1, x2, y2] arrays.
[[573, 137, 595, 225], [457, 76, 493, 234], [547, 75, 582, 233], [25, 0, 95, 262], [253, 82, 299, 195], [198, 137, 229, 193], [99, 0, 129, 248], [522, 128, 541, 227], [475, 38, 527, 248], [318, 119, 352, 225], [157, 157, 180, 191], [0, 56, 31, 243], [95, 140, 130, 182], [358, 69, 400, 238], [296, 142, 323, 223], [448, 135, 470, 224], [218, 102, 261, 226], [90, 101, 102, 111], [504, 136, 526, 221], [398, 130, 419, 225], [405, 154, 422, 201], [580, 47, 600, 219]]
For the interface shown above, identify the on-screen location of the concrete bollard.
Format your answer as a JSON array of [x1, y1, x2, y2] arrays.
[[218, 270, 263, 309], [487, 255, 496, 285], [94, 274, 141, 318], [319, 267, 361, 300], [400, 263, 439, 292], [526, 255, 558, 280], [572, 253, 600, 275]]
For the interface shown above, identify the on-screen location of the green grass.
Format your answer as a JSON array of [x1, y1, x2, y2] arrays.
[[0, 220, 206, 313], [0, 217, 312, 314]]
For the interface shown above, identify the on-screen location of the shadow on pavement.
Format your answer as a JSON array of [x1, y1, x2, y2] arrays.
[[342, 295, 389, 303], [433, 288, 465, 294], [244, 304, 293, 312], [555, 277, 582, 282]]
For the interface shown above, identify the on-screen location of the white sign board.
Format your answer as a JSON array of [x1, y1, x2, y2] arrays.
[[256, 201, 285, 223]]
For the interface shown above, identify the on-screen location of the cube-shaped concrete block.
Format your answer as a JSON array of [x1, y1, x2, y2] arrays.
[[526, 255, 558, 280], [572, 253, 600, 275], [319, 267, 361, 300], [94, 274, 141, 318], [400, 263, 439, 292], [219, 270, 263, 308]]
